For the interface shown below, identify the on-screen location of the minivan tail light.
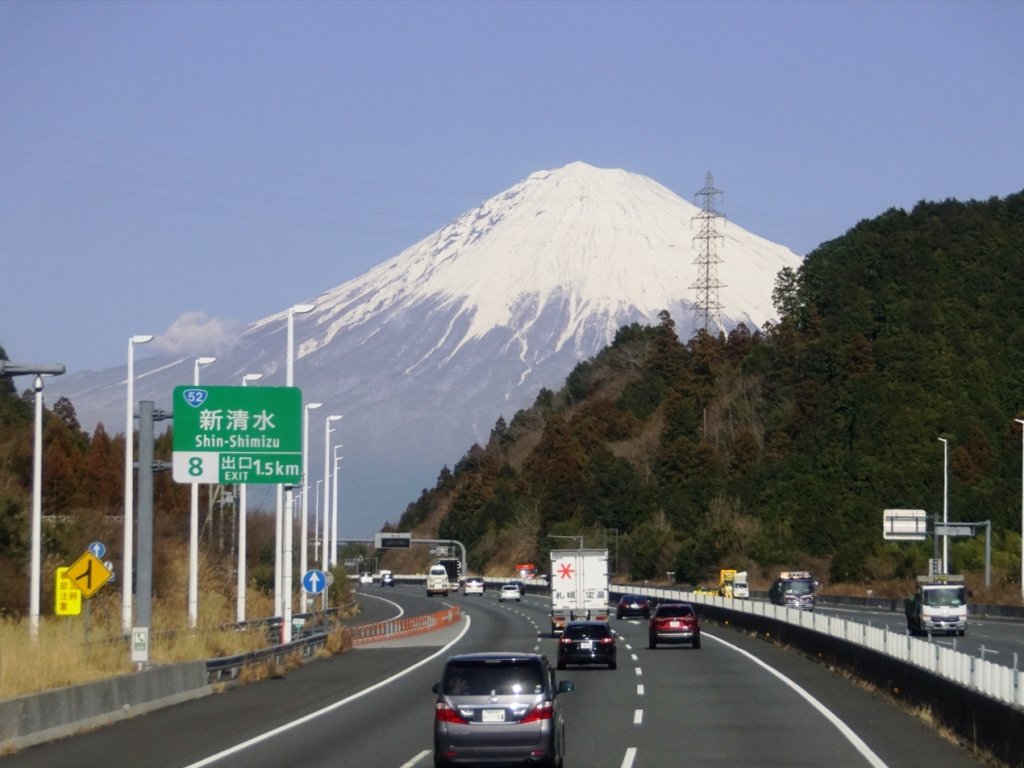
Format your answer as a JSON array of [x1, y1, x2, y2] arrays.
[[435, 702, 470, 724], [520, 700, 554, 723]]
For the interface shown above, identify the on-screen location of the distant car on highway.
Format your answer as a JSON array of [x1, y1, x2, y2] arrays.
[[648, 602, 701, 649], [615, 594, 651, 620], [557, 620, 617, 669], [432, 652, 573, 767], [380, 570, 395, 587], [358, 572, 373, 585], [463, 577, 485, 595], [498, 584, 522, 602]]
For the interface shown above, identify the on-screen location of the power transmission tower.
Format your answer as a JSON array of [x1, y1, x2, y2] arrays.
[[690, 172, 726, 333]]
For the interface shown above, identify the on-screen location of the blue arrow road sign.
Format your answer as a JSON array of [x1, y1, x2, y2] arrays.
[[89, 541, 106, 559], [302, 569, 327, 594]]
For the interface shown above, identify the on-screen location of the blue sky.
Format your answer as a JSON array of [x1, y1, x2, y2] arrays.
[[2, 0, 1021, 373]]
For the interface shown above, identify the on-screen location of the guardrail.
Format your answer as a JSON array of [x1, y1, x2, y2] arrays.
[[205, 603, 462, 682]]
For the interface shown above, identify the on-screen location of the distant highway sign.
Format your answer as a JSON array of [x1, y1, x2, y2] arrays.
[[883, 509, 928, 541], [375, 532, 411, 549]]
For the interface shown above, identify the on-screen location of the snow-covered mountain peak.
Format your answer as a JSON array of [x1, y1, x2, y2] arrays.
[[295, 162, 798, 362], [52, 162, 802, 535]]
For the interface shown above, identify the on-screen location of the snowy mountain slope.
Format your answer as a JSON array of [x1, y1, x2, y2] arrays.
[[48, 162, 801, 535]]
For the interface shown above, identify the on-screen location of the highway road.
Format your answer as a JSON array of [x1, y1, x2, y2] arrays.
[[1, 585, 997, 768]]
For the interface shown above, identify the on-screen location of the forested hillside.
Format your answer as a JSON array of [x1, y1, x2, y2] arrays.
[[398, 191, 1024, 591], [3, 191, 1024, 612]]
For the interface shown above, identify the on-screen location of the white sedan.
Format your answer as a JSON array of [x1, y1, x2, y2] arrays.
[[359, 572, 373, 584], [463, 578, 485, 595], [498, 584, 522, 602]]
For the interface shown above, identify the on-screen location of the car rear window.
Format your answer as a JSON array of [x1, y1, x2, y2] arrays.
[[443, 660, 545, 696], [657, 605, 693, 618], [564, 624, 611, 639]]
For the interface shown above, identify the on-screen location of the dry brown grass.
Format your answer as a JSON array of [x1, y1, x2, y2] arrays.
[[0, 539, 351, 701], [0, 583, 276, 700]]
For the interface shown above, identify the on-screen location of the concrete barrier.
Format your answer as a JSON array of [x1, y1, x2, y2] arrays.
[[0, 661, 210, 752]]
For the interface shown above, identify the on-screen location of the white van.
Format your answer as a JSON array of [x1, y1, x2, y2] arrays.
[[426, 564, 450, 597]]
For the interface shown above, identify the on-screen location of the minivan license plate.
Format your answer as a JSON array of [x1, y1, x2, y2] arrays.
[[482, 709, 505, 723]]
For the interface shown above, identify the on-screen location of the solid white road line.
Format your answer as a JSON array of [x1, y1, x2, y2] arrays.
[[706, 631, 889, 768], [400, 750, 431, 768], [181, 616, 473, 768]]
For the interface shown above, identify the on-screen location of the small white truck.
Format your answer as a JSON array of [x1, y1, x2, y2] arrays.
[[426, 563, 450, 597], [732, 570, 750, 599], [549, 548, 609, 636], [905, 574, 967, 636]]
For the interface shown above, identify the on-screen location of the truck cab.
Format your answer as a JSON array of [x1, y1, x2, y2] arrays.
[[768, 571, 816, 611], [905, 575, 967, 636], [732, 571, 750, 599]]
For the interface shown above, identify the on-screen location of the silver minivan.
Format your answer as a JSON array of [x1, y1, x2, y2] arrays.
[[432, 652, 573, 767]]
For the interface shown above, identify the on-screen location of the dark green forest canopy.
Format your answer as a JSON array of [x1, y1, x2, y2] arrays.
[[401, 191, 1024, 585]]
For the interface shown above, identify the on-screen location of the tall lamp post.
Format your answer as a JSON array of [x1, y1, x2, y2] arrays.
[[0, 361, 67, 639], [300, 402, 322, 613], [332, 445, 343, 567], [322, 415, 342, 572], [236, 372, 263, 622], [276, 302, 315, 618], [314, 479, 323, 559], [188, 355, 217, 628], [938, 437, 949, 574], [122, 333, 153, 634], [1015, 419, 1024, 602]]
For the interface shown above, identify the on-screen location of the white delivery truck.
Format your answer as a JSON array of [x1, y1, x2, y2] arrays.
[[905, 574, 967, 636], [426, 563, 450, 597], [732, 570, 750, 599], [549, 548, 609, 636]]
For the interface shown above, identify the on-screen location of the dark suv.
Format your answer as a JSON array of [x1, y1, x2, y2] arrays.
[[557, 620, 617, 669], [432, 652, 573, 767]]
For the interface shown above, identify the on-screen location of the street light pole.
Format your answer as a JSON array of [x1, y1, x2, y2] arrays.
[[29, 376, 43, 639], [122, 333, 153, 634], [276, 302, 315, 618], [322, 415, 342, 573], [938, 437, 949, 574], [189, 355, 216, 628], [300, 402, 322, 613], [314, 478, 323, 559], [332, 445, 343, 566], [1015, 419, 1024, 602], [236, 373, 262, 622], [1, 362, 65, 639]]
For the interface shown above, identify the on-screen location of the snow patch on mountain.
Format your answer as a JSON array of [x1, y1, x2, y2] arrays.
[[47, 161, 801, 536]]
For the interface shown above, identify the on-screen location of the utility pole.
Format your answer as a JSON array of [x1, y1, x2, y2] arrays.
[[690, 172, 726, 334]]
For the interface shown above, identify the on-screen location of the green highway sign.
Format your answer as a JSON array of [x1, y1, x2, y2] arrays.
[[172, 385, 302, 484]]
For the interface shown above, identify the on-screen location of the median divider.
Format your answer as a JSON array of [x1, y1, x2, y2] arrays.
[[350, 605, 462, 646]]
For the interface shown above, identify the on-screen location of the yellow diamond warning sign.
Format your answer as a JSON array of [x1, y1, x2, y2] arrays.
[[66, 551, 113, 598]]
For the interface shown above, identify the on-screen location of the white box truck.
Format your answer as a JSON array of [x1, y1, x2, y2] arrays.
[[426, 563, 450, 597], [549, 548, 609, 636], [905, 574, 967, 636]]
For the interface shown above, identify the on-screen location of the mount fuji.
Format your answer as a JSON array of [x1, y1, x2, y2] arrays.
[[48, 162, 802, 536]]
